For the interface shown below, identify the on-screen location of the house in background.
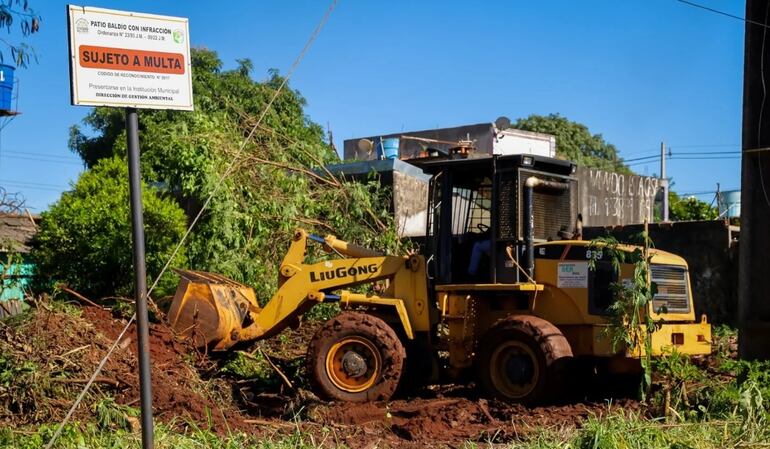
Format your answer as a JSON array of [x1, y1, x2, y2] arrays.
[[0, 212, 39, 319]]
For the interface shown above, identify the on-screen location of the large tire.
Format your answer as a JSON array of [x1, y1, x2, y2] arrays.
[[306, 312, 405, 402], [476, 315, 572, 405]]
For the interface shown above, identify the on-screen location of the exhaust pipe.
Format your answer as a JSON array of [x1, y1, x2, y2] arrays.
[[523, 177, 570, 279]]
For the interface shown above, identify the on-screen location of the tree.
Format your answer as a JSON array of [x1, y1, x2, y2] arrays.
[[668, 191, 718, 221], [30, 156, 187, 299], [0, 1, 41, 67], [513, 113, 630, 173], [61, 48, 400, 303]]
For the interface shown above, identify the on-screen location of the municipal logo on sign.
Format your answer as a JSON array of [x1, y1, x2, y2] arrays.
[[75, 18, 88, 34], [172, 29, 184, 44]]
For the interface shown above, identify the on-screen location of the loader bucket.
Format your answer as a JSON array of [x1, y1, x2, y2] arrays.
[[167, 269, 261, 351]]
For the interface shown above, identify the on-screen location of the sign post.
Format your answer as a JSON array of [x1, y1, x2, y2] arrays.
[[67, 6, 192, 448], [125, 106, 153, 448]]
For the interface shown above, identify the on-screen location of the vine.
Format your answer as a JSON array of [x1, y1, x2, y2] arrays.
[[589, 229, 661, 400]]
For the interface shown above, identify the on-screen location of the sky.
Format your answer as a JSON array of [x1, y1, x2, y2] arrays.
[[0, 0, 745, 211]]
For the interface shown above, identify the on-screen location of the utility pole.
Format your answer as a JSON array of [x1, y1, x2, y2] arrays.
[[740, 0, 770, 360], [661, 141, 669, 222], [716, 183, 722, 216]]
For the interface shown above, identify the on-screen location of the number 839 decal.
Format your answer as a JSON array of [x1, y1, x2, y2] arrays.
[[585, 249, 603, 260]]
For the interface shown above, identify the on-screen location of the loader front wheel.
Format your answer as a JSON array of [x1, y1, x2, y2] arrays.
[[307, 312, 405, 402], [476, 315, 572, 405]]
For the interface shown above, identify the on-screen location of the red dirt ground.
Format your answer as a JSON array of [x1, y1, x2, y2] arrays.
[[306, 391, 638, 448], [237, 317, 642, 448], [3, 304, 643, 447]]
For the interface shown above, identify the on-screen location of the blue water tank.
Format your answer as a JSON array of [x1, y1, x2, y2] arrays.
[[719, 190, 741, 218], [0, 64, 14, 111], [379, 138, 399, 159]]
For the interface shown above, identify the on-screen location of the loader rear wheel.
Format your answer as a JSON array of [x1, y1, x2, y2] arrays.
[[307, 312, 405, 402], [476, 315, 572, 405]]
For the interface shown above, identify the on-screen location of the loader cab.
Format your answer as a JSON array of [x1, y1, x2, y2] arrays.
[[412, 154, 577, 287]]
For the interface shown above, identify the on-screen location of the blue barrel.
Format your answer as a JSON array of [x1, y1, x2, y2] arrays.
[[0, 64, 14, 111], [381, 138, 399, 159]]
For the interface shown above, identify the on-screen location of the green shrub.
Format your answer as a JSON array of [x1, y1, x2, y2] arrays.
[[30, 155, 188, 299]]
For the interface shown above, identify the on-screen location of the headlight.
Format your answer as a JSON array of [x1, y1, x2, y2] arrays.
[[522, 155, 534, 166]]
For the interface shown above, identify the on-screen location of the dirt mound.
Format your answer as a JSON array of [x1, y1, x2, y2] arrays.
[[81, 306, 249, 432], [0, 303, 248, 434]]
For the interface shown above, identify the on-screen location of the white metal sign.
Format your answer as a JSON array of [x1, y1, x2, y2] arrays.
[[67, 5, 193, 110], [557, 262, 589, 289]]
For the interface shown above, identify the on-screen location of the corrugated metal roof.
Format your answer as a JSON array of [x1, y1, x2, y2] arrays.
[[0, 212, 39, 253]]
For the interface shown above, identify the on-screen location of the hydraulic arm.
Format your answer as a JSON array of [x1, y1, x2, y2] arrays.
[[168, 229, 428, 350]]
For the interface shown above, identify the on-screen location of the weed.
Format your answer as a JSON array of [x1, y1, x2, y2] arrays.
[[219, 351, 281, 390], [738, 381, 766, 442], [0, 354, 39, 415], [93, 397, 140, 431], [712, 325, 737, 362], [0, 422, 346, 449], [3, 404, 770, 449], [45, 298, 83, 318], [712, 324, 737, 340], [111, 300, 134, 320], [589, 232, 657, 400]]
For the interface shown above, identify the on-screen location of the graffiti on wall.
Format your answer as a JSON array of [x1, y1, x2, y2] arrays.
[[577, 167, 660, 226]]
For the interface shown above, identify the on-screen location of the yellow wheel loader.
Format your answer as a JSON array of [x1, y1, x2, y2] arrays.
[[168, 154, 711, 404]]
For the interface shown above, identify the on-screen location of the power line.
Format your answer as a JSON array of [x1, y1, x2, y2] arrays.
[[3, 149, 80, 161], [627, 156, 741, 167], [622, 145, 742, 160], [675, 150, 741, 155], [0, 149, 83, 165], [0, 178, 67, 189], [679, 190, 722, 196], [624, 153, 742, 164], [665, 155, 742, 160], [671, 143, 739, 149], [625, 148, 770, 163], [675, 0, 770, 29], [623, 154, 660, 163], [756, 0, 770, 209], [671, 156, 739, 160], [1, 154, 83, 165], [0, 179, 68, 192], [1, 183, 61, 192]]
